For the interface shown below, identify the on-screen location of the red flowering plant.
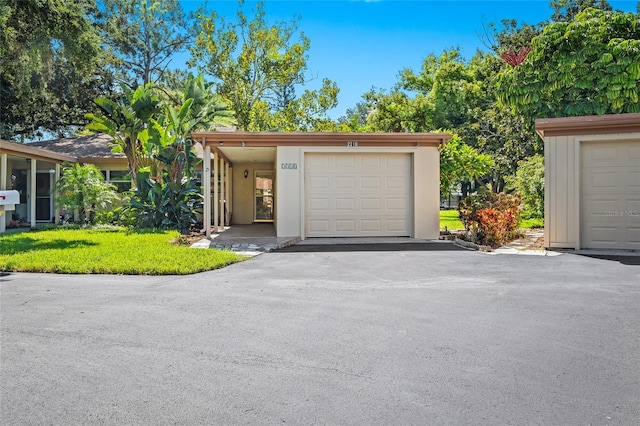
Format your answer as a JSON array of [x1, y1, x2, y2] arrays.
[[458, 188, 522, 247]]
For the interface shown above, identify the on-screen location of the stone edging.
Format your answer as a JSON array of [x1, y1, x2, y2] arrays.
[[453, 237, 493, 252]]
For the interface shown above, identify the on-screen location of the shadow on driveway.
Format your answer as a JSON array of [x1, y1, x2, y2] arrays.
[[577, 254, 640, 266], [273, 242, 469, 253]]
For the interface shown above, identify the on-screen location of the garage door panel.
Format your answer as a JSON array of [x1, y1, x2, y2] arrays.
[[335, 219, 356, 232], [361, 156, 381, 167], [309, 220, 330, 233], [584, 172, 616, 190], [309, 198, 330, 211], [308, 176, 329, 190], [628, 171, 640, 189], [628, 228, 640, 248], [335, 177, 355, 189], [305, 153, 412, 237], [581, 141, 640, 249], [387, 219, 408, 231], [361, 220, 381, 232], [335, 155, 356, 168], [361, 177, 381, 189], [361, 198, 380, 210], [335, 198, 355, 211]]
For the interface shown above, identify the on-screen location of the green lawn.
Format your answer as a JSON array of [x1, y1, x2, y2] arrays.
[[439, 210, 543, 231], [439, 210, 464, 231], [0, 227, 245, 275]]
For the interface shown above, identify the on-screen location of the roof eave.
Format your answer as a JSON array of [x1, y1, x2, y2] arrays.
[[535, 113, 640, 138], [192, 131, 451, 147]]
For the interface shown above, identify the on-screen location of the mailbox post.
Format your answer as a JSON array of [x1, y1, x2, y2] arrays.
[[0, 190, 20, 233]]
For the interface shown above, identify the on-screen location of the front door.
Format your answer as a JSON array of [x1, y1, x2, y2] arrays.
[[254, 171, 274, 222], [35, 172, 52, 222]]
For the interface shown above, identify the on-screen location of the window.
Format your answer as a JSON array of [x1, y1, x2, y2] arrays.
[[103, 170, 131, 193]]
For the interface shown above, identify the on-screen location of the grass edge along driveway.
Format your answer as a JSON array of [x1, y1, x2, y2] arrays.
[[0, 228, 245, 275]]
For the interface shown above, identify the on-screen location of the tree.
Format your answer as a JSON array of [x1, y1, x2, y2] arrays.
[[85, 84, 161, 186], [142, 74, 235, 185], [98, 0, 193, 87], [0, 0, 113, 140], [190, 0, 338, 131], [128, 75, 233, 232], [439, 134, 494, 194], [497, 8, 640, 118], [550, 0, 611, 21], [54, 162, 119, 224], [398, 48, 482, 130], [505, 154, 545, 219]]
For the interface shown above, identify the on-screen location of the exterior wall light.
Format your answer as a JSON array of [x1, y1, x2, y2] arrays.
[[244, 169, 249, 179]]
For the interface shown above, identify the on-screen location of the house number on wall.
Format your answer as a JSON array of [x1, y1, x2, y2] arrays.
[[347, 141, 358, 147], [281, 163, 298, 170]]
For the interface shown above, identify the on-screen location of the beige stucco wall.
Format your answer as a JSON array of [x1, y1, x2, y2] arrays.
[[231, 162, 274, 225], [274, 146, 440, 239], [544, 132, 640, 249], [413, 146, 441, 240]]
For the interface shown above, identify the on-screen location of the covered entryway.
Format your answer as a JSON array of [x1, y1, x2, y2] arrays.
[[304, 153, 412, 237], [580, 140, 640, 250], [193, 131, 449, 240]]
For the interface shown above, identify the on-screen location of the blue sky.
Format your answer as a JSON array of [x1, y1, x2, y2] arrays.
[[180, 0, 639, 118]]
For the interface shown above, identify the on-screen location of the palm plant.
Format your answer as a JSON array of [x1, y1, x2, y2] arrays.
[[54, 163, 119, 224], [86, 84, 161, 187]]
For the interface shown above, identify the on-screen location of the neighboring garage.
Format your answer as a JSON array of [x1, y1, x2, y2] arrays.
[[192, 132, 449, 240], [536, 113, 640, 250]]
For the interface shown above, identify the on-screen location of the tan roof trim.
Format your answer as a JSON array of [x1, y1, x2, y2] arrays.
[[535, 113, 640, 138], [193, 131, 451, 148], [0, 139, 77, 162]]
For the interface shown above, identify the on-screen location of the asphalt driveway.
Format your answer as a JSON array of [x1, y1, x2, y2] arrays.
[[1, 248, 639, 425]]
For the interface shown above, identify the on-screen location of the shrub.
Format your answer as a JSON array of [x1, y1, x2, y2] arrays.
[[458, 188, 522, 246], [127, 174, 203, 233], [54, 162, 120, 224], [505, 154, 544, 219]]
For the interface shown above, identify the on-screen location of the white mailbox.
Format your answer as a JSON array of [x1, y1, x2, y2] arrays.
[[0, 190, 20, 212]]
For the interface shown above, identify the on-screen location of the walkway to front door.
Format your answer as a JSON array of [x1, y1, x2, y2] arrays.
[[191, 223, 299, 254]]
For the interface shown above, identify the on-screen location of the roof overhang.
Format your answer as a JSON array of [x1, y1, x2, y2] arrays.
[[192, 131, 451, 166], [193, 131, 450, 147], [0, 139, 77, 163], [535, 113, 640, 139]]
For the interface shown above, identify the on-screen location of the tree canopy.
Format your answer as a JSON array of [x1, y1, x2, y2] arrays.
[[498, 7, 640, 118], [190, 0, 338, 131], [0, 0, 112, 140], [98, 0, 193, 87]]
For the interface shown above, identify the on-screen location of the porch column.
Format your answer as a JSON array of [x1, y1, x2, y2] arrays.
[[227, 166, 233, 226], [219, 157, 225, 228], [30, 158, 36, 229], [213, 152, 219, 233], [53, 163, 61, 225], [203, 144, 211, 238], [225, 162, 230, 226], [0, 153, 7, 233]]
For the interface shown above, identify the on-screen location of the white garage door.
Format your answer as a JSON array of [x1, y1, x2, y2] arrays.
[[581, 140, 640, 249], [305, 153, 412, 237]]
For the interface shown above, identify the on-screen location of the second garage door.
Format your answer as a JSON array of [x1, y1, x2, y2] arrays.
[[580, 140, 640, 249], [305, 153, 412, 237]]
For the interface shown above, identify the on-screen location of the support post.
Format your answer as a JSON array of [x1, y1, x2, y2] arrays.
[[219, 157, 225, 228], [30, 158, 36, 229], [213, 152, 219, 233], [0, 153, 7, 233], [53, 163, 61, 225], [203, 144, 211, 238], [228, 166, 233, 225], [225, 162, 230, 226]]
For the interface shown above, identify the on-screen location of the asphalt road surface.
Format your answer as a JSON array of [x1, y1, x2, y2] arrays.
[[1, 248, 639, 425]]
